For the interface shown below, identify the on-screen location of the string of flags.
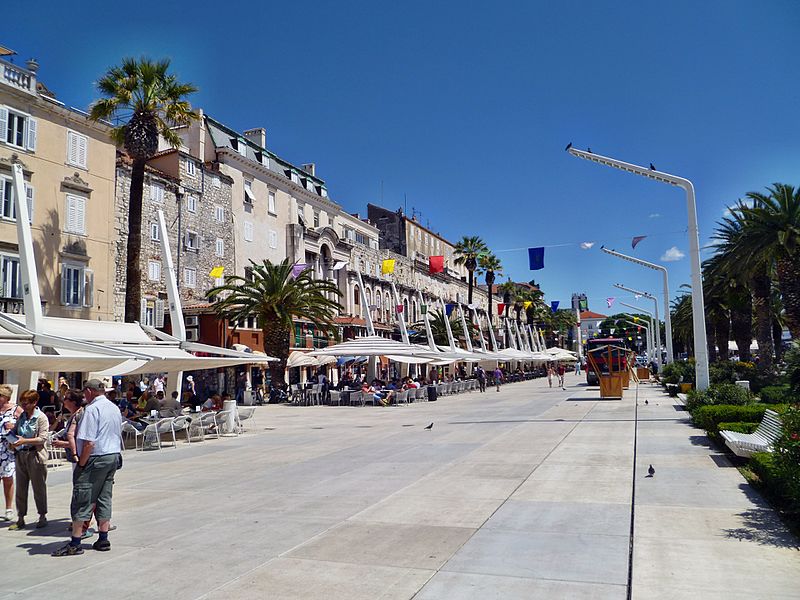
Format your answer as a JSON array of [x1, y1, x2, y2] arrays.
[[209, 266, 224, 278], [607, 297, 615, 308]]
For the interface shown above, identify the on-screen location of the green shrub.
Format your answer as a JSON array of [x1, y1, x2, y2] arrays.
[[772, 404, 800, 514], [749, 452, 781, 490], [710, 361, 737, 385], [685, 383, 755, 411], [785, 342, 800, 394], [759, 385, 796, 404], [661, 360, 695, 384], [717, 422, 759, 434], [691, 404, 787, 433]]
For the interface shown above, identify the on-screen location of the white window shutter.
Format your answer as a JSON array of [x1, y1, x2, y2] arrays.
[[25, 184, 33, 223], [26, 117, 37, 151], [78, 135, 87, 168], [66, 196, 76, 232], [0, 108, 7, 142], [140, 298, 148, 324], [155, 299, 165, 328], [60, 264, 68, 305], [83, 268, 94, 307], [67, 131, 77, 164], [76, 197, 86, 233]]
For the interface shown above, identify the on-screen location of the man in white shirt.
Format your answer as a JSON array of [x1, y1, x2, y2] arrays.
[[53, 379, 121, 557]]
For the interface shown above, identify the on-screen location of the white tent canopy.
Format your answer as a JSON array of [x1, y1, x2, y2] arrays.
[[0, 338, 144, 373], [287, 351, 337, 368], [310, 336, 434, 358]]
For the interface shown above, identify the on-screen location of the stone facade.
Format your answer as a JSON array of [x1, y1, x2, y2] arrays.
[[113, 151, 235, 324]]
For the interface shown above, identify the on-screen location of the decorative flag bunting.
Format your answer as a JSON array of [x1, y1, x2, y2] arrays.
[[579, 298, 588, 311], [610, 328, 615, 335], [528, 247, 545, 270], [209, 266, 224, 278], [421, 304, 428, 315], [331, 260, 347, 270], [368, 304, 377, 311], [381, 259, 395, 274], [445, 304, 455, 316], [291, 263, 308, 278], [396, 304, 404, 314], [633, 316, 639, 322], [606, 297, 615, 308], [429, 255, 444, 274], [580, 242, 595, 250], [523, 301, 532, 309], [497, 303, 506, 316], [550, 301, 559, 313], [634, 294, 642, 299], [632, 235, 647, 249]]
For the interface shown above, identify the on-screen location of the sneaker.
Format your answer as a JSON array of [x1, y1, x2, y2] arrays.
[[8, 520, 25, 531], [81, 529, 94, 539], [36, 516, 48, 529], [52, 543, 84, 557], [92, 539, 111, 552], [2, 509, 12, 522]]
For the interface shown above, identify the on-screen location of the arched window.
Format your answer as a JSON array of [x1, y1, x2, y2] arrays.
[[385, 292, 391, 322], [376, 292, 382, 322], [403, 298, 409, 319]]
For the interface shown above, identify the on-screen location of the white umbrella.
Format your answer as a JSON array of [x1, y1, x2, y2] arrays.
[[310, 335, 432, 358]]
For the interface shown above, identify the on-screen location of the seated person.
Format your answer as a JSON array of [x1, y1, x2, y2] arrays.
[[159, 390, 182, 416], [202, 394, 224, 412], [142, 391, 161, 415], [363, 381, 391, 406]]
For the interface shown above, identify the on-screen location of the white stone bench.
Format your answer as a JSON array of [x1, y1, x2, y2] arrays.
[[721, 409, 783, 458]]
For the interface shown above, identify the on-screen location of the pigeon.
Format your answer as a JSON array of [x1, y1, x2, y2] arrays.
[[424, 422, 434, 430], [564, 142, 572, 152], [649, 163, 656, 171], [647, 464, 655, 477], [645, 399, 649, 405], [587, 147, 592, 153]]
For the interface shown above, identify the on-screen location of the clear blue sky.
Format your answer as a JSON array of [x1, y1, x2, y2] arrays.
[[9, 0, 800, 315]]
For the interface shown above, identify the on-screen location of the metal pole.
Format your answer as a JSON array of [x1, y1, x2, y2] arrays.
[[614, 284, 662, 368]]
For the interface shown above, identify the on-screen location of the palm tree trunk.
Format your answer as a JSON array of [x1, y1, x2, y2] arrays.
[[714, 312, 730, 361], [467, 270, 474, 306], [776, 256, 800, 340], [263, 319, 290, 389], [751, 273, 774, 371], [487, 289, 494, 350], [706, 319, 717, 363], [772, 318, 784, 363], [730, 303, 752, 362], [124, 158, 146, 322]]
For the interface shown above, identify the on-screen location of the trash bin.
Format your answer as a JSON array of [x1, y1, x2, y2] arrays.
[[427, 385, 438, 402]]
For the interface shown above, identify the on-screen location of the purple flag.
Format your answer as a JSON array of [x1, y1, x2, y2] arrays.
[[632, 236, 647, 249], [291, 263, 308, 278], [607, 297, 615, 308]]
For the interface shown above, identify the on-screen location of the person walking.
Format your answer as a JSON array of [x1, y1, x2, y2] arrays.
[[8, 389, 49, 530], [574, 359, 582, 376], [476, 366, 486, 393], [547, 365, 554, 388], [52, 379, 121, 557], [557, 363, 566, 389], [493, 367, 503, 392], [0, 385, 22, 522]]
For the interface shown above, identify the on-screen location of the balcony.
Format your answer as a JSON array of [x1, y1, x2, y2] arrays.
[[1, 59, 36, 96]]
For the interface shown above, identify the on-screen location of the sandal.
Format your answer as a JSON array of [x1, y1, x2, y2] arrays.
[[52, 543, 84, 557]]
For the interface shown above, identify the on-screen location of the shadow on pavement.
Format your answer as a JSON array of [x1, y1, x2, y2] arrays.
[[723, 506, 800, 550]]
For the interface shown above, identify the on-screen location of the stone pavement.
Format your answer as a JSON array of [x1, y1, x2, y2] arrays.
[[0, 376, 797, 599]]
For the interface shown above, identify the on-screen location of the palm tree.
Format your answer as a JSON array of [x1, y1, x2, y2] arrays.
[[410, 309, 459, 347], [208, 259, 342, 388], [453, 236, 488, 307], [671, 292, 694, 356], [90, 57, 198, 322], [479, 253, 502, 348], [740, 184, 800, 340]]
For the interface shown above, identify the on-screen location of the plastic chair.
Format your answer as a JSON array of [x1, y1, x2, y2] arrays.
[[394, 390, 409, 406], [121, 421, 144, 450], [329, 391, 342, 406], [171, 415, 192, 444], [142, 417, 176, 451], [235, 407, 256, 433], [415, 387, 426, 402]]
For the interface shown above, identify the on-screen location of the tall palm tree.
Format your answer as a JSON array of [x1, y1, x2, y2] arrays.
[[453, 236, 488, 307], [702, 255, 731, 362], [479, 253, 502, 348], [670, 292, 694, 356], [208, 259, 342, 388], [410, 309, 459, 347], [740, 184, 800, 340], [90, 57, 198, 322]]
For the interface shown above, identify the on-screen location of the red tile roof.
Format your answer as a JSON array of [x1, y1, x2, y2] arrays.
[[580, 310, 607, 320]]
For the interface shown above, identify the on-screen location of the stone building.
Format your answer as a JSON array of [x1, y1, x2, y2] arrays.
[[0, 53, 117, 321], [114, 150, 235, 327]]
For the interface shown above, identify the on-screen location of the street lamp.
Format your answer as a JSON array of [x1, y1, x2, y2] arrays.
[[569, 147, 708, 389], [621, 316, 652, 363], [601, 247, 673, 364], [614, 283, 662, 368]]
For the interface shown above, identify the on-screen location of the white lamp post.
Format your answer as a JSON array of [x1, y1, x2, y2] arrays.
[[614, 283, 662, 368], [601, 247, 673, 364], [619, 301, 656, 362], [569, 147, 708, 389], [622, 317, 652, 362]]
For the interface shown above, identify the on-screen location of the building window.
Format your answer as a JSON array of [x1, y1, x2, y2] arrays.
[[185, 231, 198, 251], [268, 191, 276, 215], [290, 171, 300, 184], [60, 263, 93, 307], [186, 195, 197, 213], [1, 254, 21, 298], [65, 194, 86, 235], [0, 177, 34, 222], [268, 229, 278, 249], [185, 158, 196, 176], [150, 182, 164, 203], [150, 222, 160, 241], [215, 238, 225, 257], [244, 180, 255, 204], [0, 107, 36, 150], [212, 175, 221, 188], [320, 187, 328, 198], [148, 260, 161, 281], [355, 231, 367, 246], [140, 298, 165, 327], [66, 131, 88, 168], [244, 221, 254, 242], [184, 268, 197, 288], [214, 205, 225, 222], [313, 211, 319, 228]]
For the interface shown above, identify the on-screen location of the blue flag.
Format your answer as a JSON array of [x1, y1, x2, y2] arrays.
[[528, 247, 545, 270], [445, 303, 455, 316], [550, 301, 560, 313]]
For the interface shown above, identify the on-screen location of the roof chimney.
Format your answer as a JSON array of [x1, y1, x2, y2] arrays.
[[302, 163, 316, 176], [243, 128, 266, 148]]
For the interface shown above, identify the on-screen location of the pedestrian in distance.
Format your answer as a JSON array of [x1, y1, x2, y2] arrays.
[[494, 367, 503, 392], [557, 363, 566, 388], [0, 384, 22, 522], [476, 366, 486, 393], [547, 365, 554, 388], [52, 379, 122, 557]]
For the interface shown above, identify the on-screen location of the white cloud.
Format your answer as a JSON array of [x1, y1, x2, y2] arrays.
[[649, 213, 661, 219], [661, 246, 685, 262]]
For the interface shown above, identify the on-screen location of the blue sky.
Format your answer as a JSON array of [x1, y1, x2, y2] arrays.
[[8, 0, 800, 314]]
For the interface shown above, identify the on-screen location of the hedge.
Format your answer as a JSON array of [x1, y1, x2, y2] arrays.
[[716, 422, 759, 434], [691, 404, 788, 433], [759, 385, 797, 405], [685, 383, 755, 411]]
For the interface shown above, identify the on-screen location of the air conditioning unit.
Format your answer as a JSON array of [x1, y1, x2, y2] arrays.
[[185, 315, 199, 327], [185, 328, 199, 341]]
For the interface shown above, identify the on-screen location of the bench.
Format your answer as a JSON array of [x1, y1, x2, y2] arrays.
[[720, 409, 783, 458]]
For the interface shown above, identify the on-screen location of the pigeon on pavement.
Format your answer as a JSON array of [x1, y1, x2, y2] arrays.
[[424, 423, 434, 430], [647, 464, 655, 477]]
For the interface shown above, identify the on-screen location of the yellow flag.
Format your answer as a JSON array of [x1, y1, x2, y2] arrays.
[[633, 316, 639, 322], [523, 301, 532, 309], [209, 266, 225, 278], [381, 259, 395, 274]]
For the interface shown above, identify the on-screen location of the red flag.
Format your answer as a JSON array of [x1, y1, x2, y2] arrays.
[[497, 303, 505, 315], [429, 255, 444, 274], [396, 304, 404, 314]]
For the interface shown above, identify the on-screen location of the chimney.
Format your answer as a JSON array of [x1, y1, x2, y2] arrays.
[[302, 163, 316, 176], [243, 128, 266, 148]]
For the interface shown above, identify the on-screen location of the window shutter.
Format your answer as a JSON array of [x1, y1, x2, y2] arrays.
[[78, 135, 87, 168], [67, 131, 77, 164], [76, 197, 86, 234], [60, 264, 68, 305], [140, 298, 148, 324], [155, 299, 165, 328], [25, 184, 34, 223], [26, 117, 37, 151], [0, 108, 7, 142], [66, 196, 76, 232], [83, 268, 94, 307]]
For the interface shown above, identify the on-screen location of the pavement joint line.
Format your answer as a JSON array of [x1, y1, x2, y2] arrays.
[[409, 392, 600, 599], [626, 380, 640, 600], [436, 567, 629, 589]]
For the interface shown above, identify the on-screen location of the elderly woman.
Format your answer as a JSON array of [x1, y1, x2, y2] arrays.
[[51, 390, 85, 464], [0, 384, 22, 522], [8, 389, 49, 530]]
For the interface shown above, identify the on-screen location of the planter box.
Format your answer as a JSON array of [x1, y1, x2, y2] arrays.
[[622, 371, 630, 389], [599, 375, 624, 398], [679, 383, 693, 393], [637, 367, 650, 380]]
